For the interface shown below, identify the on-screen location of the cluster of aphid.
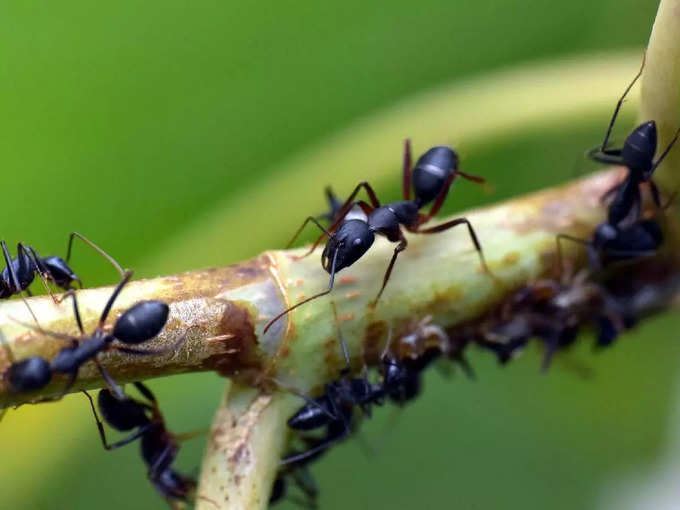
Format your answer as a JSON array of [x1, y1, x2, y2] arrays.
[[267, 58, 680, 507], [0, 236, 196, 508], [0, 56, 677, 509]]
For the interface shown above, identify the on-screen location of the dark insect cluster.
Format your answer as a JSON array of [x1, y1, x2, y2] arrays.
[[83, 382, 197, 508], [0, 53, 677, 510], [267, 56, 679, 507]]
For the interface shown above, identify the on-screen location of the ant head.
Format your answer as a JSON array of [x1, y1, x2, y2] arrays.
[[322, 220, 375, 273], [98, 388, 151, 431], [113, 301, 169, 345], [622, 121, 657, 175], [412, 146, 458, 206], [7, 356, 52, 392]]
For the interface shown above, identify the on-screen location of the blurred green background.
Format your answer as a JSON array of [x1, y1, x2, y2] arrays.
[[2, 1, 679, 509]]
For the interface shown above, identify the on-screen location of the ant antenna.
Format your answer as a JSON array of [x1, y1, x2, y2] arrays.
[[66, 232, 125, 279], [599, 53, 646, 153], [330, 301, 350, 370], [263, 249, 339, 334]]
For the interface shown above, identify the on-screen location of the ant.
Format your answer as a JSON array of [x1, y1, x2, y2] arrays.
[[556, 204, 666, 273], [2, 271, 177, 402], [589, 55, 680, 226], [0, 232, 124, 304], [280, 305, 386, 465], [82, 382, 196, 508], [264, 140, 490, 333]]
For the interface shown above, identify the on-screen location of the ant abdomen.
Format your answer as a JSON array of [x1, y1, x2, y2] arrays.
[[97, 388, 150, 431], [113, 301, 169, 344], [412, 146, 458, 206]]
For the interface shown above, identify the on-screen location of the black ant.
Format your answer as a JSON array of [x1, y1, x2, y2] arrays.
[[589, 55, 680, 226], [2, 271, 177, 402], [557, 207, 666, 273], [264, 140, 490, 333], [82, 382, 196, 508], [0, 232, 124, 304]]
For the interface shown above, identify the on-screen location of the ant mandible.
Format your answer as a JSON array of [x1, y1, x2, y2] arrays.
[[82, 382, 197, 508], [3, 271, 176, 402], [589, 54, 680, 225], [264, 140, 490, 333], [0, 232, 124, 304]]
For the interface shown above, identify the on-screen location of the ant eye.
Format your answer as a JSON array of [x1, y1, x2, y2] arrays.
[[353, 238, 362, 246]]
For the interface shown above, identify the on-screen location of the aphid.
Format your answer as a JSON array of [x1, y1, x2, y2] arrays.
[[0, 232, 124, 303], [264, 140, 490, 333], [589, 55, 680, 225], [83, 382, 196, 508], [478, 271, 629, 370], [3, 271, 176, 400]]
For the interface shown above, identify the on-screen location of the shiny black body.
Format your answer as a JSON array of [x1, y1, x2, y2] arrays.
[[264, 140, 488, 334], [84, 383, 196, 506], [0, 241, 80, 300], [589, 59, 679, 225], [2, 272, 173, 399]]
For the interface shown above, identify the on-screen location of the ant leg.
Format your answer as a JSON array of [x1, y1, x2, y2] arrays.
[[98, 270, 134, 327], [21, 245, 61, 304], [402, 139, 412, 201], [371, 233, 408, 306], [2, 242, 41, 327], [587, 147, 625, 165], [62, 289, 85, 334], [650, 126, 680, 175], [133, 381, 157, 404], [67, 232, 125, 279], [286, 216, 333, 259], [555, 234, 589, 281], [418, 172, 456, 225], [417, 217, 490, 274], [263, 249, 339, 334], [94, 358, 126, 400], [648, 180, 662, 208], [598, 53, 646, 154], [456, 170, 485, 183], [280, 427, 350, 466], [81, 390, 152, 450]]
